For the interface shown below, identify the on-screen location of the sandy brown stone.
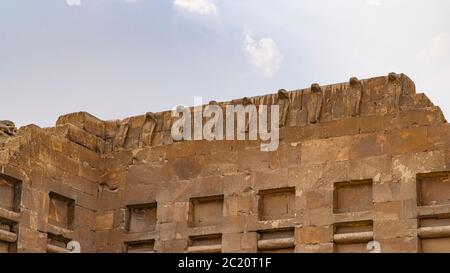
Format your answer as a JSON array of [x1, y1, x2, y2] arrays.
[[0, 73, 449, 253]]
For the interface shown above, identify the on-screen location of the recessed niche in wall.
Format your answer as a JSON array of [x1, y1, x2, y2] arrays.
[[187, 234, 222, 253], [0, 174, 22, 212], [0, 218, 17, 253], [417, 172, 450, 207], [333, 180, 373, 214], [48, 192, 75, 230], [418, 214, 450, 253], [257, 228, 295, 253], [47, 234, 69, 249], [258, 187, 295, 221], [189, 195, 224, 227], [333, 220, 373, 253], [125, 240, 155, 253], [127, 203, 157, 233]]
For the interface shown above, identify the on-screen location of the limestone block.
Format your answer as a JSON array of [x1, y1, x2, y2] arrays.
[[237, 147, 271, 172], [319, 118, 360, 139], [296, 226, 333, 244], [158, 202, 188, 224], [223, 173, 251, 196], [376, 236, 418, 253], [359, 115, 383, 134], [126, 163, 165, 185], [348, 155, 390, 181], [388, 127, 430, 155], [157, 180, 193, 203], [159, 222, 177, 241], [392, 150, 446, 181], [75, 206, 95, 230], [158, 239, 189, 253], [171, 156, 204, 180], [288, 165, 322, 190], [188, 177, 222, 199], [123, 183, 157, 205], [222, 216, 247, 234], [94, 230, 109, 247], [253, 168, 289, 191], [56, 112, 105, 138], [95, 211, 114, 231], [16, 227, 47, 253], [222, 233, 257, 252], [427, 124, 450, 151], [301, 136, 352, 165], [373, 200, 416, 221], [62, 123, 105, 153], [350, 133, 388, 160], [303, 206, 333, 226], [317, 161, 351, 188], [305, 189, 333, 210], [373, 219, 417, 240]]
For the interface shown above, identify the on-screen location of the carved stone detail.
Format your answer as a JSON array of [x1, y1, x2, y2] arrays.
[[242, 97, 255, 133], [277, 89, 290, 127], [139, 112, 157, 148], [348, 77, 363, 117], [113, 119, 130, 150], [307, 84, 323, 124], [384, 72, 411, 112]]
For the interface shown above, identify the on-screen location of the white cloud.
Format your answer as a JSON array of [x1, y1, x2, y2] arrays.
[[244, 34, 283, 78], [366, 0, 382, 6], [417, 33, 450, 62], [66, 0, 81, 6], [173, 0, 218, 16]]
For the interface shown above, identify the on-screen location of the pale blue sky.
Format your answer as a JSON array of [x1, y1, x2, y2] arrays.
[[1, 0, 450, 127]]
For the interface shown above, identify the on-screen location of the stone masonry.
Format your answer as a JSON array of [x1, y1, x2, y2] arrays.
[[1, 73, 450, 253]]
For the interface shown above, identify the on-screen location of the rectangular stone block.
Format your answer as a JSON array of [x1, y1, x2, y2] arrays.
[[333, 180, 373, 214], [374, 219, 417, 240], [388, 127, 429, 155], [95, 211, 114, 231], [350, 133, 388, 159], [301, 136, 352, 165], [296, 226, 333, 244]]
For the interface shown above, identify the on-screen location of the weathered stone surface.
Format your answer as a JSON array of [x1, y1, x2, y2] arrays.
[[0, 73, 449, 253], [0, 121, 17, 149]]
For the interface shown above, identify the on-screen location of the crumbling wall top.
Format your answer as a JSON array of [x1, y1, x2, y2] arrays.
[[27, 73, 446, 153]]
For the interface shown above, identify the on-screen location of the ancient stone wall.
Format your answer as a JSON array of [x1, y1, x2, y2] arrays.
[[1, 73, 449, 253]]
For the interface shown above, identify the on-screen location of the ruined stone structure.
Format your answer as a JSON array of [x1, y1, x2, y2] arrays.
[[1, 73, 450, 253]]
